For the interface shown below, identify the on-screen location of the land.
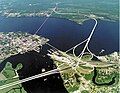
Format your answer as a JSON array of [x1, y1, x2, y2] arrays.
[[48, 49, 119, 93], [0, 32, 49, 93], [0, 31, 119, 93], [0, 0, 118, 23], [0, 0, 119, 93], [0, 32, 49, 61], [0, 62, 26, 93]]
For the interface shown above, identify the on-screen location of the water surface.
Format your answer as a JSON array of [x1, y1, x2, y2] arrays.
[[0, 16, 119, 55]]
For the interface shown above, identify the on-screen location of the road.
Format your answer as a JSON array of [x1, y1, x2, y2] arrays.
[[0, 4, 101, 91], [53, 3, 85, 16], [65, 18, 98, 60], [54, 2, 98, 59], [0, 66, 72, 90], [65, 39, 88, 57], [0, 69, 59, 90], [34, 6, 57, 35], [78, 18, 98, 58]]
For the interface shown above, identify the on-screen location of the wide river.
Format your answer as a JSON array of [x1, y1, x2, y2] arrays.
[[0, 16, 119, 55], [0, 16, 119, 93]]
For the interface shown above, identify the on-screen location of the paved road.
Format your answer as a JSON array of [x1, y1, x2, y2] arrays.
[[78, 18, 98, 59], [53, 3, 98, 58], [34, 6, 57, 35], [0, 69, 59, 90], [65, 18, 98, 59], [0, 4, 99, 90]]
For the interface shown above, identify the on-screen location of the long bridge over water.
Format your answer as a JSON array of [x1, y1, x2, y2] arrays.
[[0, 4, 115, 90]]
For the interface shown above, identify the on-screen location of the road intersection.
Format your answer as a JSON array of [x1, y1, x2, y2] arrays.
[[0, 4, 111, 91]]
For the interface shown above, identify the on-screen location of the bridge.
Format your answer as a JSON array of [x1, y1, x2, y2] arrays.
[[0, 4, 115, 90]]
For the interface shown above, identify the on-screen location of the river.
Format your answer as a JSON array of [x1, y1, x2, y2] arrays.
[[0, 16, 119, 93]]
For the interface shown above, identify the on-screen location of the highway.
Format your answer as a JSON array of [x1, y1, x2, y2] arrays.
[[54, 2, 98, 59], [53, 3, 85, 16], [0, 16, 114, 90], [0, 69, 59, 90], [65, 39, 88, 57], [78, 18, 98, 58], [0, 5, 59, 90], [65, 18, 98, 60], [34, 2, 98, 60], [53, 9, 77, 15], [0, 66, 72, 90], [34, 5, 57, 35], [0, 3, 102, 91]]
